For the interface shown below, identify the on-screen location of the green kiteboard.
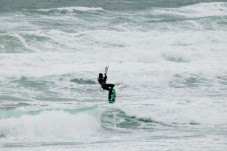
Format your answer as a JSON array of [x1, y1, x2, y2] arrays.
[[108, 88, 116, 104]]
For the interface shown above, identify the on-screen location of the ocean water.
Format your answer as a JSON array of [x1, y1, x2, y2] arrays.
[[0, 0, 227, 150]]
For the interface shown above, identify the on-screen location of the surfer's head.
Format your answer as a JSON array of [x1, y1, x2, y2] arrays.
[[99, 73, 103, 78]]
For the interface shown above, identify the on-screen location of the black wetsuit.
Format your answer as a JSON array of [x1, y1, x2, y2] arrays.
[[97, 74, 115, 99]]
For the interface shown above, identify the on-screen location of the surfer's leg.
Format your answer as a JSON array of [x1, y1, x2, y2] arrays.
[[106, 84, 115, 90], [102, 84, 111, 91], [102, 84, 114, 100], [110, 84, 115, 89], [107, 84, 115, 100], [108, 91, 111, 100]]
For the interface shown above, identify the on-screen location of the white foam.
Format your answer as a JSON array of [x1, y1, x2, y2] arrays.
[[0, 1, 227, 139], [38, 7, 103, 13], [153, 2, 227, 18], [0, 110, 100, 141]]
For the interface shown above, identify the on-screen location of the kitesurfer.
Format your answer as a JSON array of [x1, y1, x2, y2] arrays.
[[97, 73, 115, 100]]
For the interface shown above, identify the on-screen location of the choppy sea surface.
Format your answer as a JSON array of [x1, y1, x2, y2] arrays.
[[0, 0, 227, 150]]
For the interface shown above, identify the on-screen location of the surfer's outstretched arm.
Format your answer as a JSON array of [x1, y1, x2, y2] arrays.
[[104, 74, 107, 81]]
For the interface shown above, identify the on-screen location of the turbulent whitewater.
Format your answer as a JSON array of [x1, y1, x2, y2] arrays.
[[0, 0, 227, 150]]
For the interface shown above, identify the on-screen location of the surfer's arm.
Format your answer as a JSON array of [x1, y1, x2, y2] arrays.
[[104, 74, 107, 81]]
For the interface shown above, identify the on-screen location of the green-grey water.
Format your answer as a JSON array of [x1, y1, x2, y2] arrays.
[[0, 0, 227, 150]]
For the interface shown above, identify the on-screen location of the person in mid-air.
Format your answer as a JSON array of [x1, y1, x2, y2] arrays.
[[97, 73, 115, 100]]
